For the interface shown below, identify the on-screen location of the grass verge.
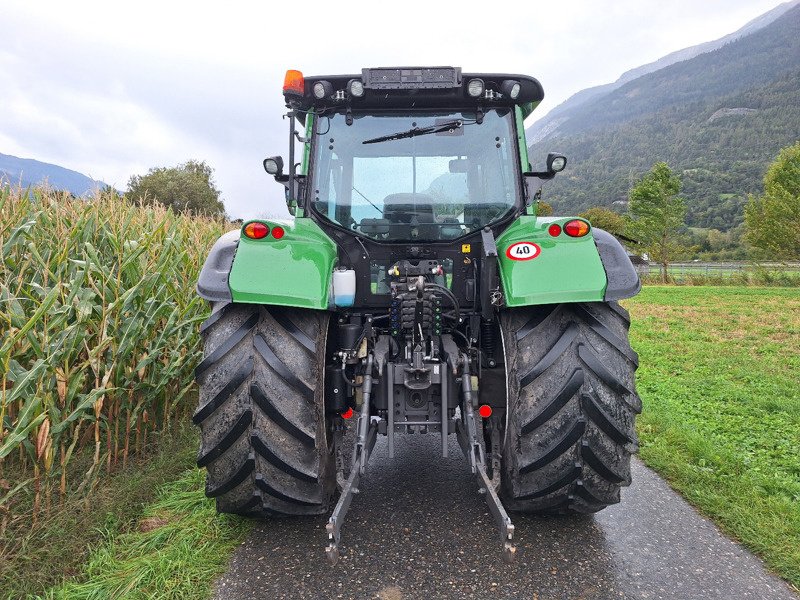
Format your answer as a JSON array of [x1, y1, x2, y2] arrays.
[[626, 286, 800, 589], [1, 422, 198, 599], [42, 469, 250, 600], [640, 269, 800, 286]]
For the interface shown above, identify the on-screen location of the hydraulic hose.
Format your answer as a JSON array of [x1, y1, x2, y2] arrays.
[[425, 282, 461, 324]]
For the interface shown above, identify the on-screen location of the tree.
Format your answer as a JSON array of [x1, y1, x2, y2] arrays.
[[579, 207, 626, 237], [537, 201, 553, 216], [626, 162, 687, 283], [126, 160, 225, 217], [744, 142, 800, 260]]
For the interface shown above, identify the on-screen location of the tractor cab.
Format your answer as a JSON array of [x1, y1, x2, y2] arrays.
[[262, 68, 567, 312], [311, 108, 518, 242], [270, 67, 549, 230]]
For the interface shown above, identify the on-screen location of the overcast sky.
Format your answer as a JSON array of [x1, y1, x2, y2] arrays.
[[0, 0, 790, 218]]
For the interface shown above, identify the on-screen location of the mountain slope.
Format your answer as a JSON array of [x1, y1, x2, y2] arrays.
[[527, 0, 800, 145], [0, 153, 107, 196], [528, 4, 800, 229]]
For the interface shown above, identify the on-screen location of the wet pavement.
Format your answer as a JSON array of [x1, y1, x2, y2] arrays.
[[213, 434, 798, 600]]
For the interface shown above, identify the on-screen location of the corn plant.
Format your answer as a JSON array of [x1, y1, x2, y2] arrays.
[[0, 184, 226, 529]]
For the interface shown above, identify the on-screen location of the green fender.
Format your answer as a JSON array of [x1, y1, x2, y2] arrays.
[[196, 218, 336, 309], [197, 215, 638, 310], [496, 216, 640, 306]]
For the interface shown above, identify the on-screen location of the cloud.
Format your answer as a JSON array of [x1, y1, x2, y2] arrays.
[[0, 0, 789, 217]]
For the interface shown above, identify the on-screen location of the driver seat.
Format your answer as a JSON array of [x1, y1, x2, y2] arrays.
[[382, 193, 437, 239]]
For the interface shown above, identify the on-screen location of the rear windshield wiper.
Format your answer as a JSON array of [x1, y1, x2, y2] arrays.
[[362, 120, 462, 145]]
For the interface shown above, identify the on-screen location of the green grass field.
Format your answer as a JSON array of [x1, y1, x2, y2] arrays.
[[625, 287, 800, 588], [640, 265, 800, 286]]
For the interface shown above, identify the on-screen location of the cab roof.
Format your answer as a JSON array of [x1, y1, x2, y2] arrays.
[[284, 67, 544, 119]]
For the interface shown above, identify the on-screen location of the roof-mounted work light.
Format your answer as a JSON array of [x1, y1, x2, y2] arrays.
[[501, 79, 521, 99], [467, 78, 484, 97], [312, 80, 334, 99], [348, 79, 365, 97]]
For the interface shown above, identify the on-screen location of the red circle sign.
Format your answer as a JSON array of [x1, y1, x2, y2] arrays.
[[505, 242, 541, 261]]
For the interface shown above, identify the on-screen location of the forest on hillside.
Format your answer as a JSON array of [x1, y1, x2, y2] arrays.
[[530, 5, 800, 230]]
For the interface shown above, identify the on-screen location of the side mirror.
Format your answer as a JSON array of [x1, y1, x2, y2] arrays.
[[263, 156, 284, 177], [523, 152, 568, 208], [264, 155, 304, 216], [546, 152, 567, 173]]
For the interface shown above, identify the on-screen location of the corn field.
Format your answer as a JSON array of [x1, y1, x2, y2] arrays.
[[0, 185, 226, 528]]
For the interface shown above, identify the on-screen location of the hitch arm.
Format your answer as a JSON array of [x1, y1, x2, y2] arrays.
[[325, 355, 376, 564], [325, 421, 377, 564], [456, 353, 516, 563]]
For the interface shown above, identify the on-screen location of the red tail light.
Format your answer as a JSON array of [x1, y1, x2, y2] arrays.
[[341, 407, 354, 419], [244, 222, 269, 239], [548, 223, 562, 237], [271, 225, 285, 239], [478, 405, 493, 418], [564, 219, 590, 237]]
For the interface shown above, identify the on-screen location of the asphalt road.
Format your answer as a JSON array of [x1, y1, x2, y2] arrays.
[[213, 434, 798, 600]]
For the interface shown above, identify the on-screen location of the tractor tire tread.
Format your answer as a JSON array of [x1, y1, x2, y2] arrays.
[[502, 301, 640, 514], [195, 303, 335, 516]]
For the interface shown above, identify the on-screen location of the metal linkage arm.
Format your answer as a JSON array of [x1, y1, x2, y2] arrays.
[[325, 355, 377, 564], [455, 353, 516, 563], [325, 421, 377, 564]]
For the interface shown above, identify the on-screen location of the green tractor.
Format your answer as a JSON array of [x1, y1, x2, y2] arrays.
[[194, 67, 641, 563]]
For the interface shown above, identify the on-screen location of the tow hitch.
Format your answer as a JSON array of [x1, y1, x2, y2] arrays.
[[324, 353, 516, 564]]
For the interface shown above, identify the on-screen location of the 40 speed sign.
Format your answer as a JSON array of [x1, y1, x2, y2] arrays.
[[505, 242, 541, 261]]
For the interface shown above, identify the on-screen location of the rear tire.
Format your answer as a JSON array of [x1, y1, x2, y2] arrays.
[[193, 303, 336, 516], [500, 302, 641, 513]]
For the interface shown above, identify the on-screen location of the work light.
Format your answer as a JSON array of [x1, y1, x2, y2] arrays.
[[501, 79, 521, 99], [348, 79, 365, 97], [467, 78, 484, 97], [263, 156, 283, 176], [313, 80, 334, 99]]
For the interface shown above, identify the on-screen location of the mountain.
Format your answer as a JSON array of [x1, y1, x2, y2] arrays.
[[528, 2, 800, 230], [0, 153, 108, 196], [528, 1, 800, 146]]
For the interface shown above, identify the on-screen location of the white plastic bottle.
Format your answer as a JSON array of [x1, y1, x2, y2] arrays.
[[332, 268, 356, 307]]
